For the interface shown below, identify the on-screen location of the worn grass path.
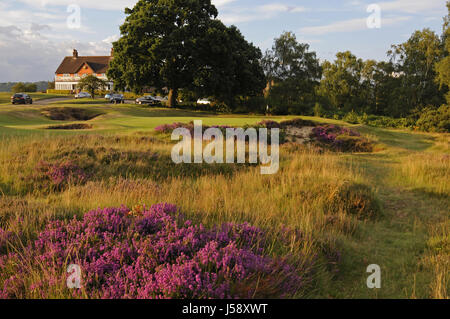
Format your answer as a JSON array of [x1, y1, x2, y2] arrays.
[[320, 129, 449, 298]]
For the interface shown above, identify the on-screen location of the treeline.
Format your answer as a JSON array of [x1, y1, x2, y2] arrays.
[[0, 81, 51, 93], [245, 3, 449, 132], [108, 0, 449, 132]]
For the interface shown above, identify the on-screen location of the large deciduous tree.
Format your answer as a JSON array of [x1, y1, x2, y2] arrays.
[[77, 75, 107, 99], [317, 51, 365, 114], [388, 29, 444, 112], [262, 32, 321, 114], [108, 0, 265, 108], [435, 1, 450, 103]]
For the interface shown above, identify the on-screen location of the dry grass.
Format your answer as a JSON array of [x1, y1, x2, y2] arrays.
[[0, 128, 448, 298], [422, 220, 449, 299]]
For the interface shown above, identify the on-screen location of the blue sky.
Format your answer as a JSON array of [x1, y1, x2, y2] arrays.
[[0, 0, 447, 81]]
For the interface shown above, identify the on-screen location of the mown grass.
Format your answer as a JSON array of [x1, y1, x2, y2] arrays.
[[0, 101, 448, 299]]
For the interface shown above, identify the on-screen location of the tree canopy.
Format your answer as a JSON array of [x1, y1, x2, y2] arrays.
[[77, 75, 107, 99], [108, 0, 265, 107], [262, 32, 321, 114]]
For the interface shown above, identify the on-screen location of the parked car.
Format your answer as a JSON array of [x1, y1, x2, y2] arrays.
[[104, 93, 112, 100], [110, 94, 125, 104], [154, 96, 168, 102], [11, 93, 33, 105], [197, 98, 211, 105], [135, 96, 161, 106], [75, 92, 92, 99]]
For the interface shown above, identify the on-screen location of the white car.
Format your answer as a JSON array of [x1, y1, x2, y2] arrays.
[[197, 98, 211, 105], [75, 92, 92, 99], [154, 96, 169, 102]]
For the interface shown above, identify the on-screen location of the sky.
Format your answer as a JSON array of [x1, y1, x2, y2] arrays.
[[0, 0, 447, 82]]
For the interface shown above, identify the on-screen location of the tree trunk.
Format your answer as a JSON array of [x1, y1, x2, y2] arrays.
[[168, 88, 178, 108]]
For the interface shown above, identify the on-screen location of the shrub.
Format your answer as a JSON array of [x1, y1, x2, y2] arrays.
[[155, 122, 233, 135], [46, 89, 73, 95], [311, 125, 374, 152], [0, 203, 309, 299], [32, 161, 89, 192], [416, 105, 450, 133], [334, 135, 374, 153], [326, 183, 381, 220], [256, 120, 281, 129], [343, 111, 359, 124], [280, 118, 317, 128]]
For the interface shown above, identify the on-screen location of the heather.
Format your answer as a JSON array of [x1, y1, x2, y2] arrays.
[[311, 125, 374, 152], [0, 203, 309, 299], [155, 122, 233, 135], [0, 104, 448, 298]]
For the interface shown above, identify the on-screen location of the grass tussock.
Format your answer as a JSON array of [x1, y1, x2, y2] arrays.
[[421, 220, 449, 299], [393, 153, 450, 196]]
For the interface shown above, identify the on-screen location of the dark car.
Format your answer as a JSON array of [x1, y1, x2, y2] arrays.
[[135, 96, 161, 106], [110, 94, 125, 104], [11, 93, 33, 105]]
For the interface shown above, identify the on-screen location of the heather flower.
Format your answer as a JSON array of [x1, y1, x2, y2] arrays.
[[256, 120, 280, 129], [34, 161, 88, 191], [0, 203, 309, 299], [311, 125, 364, 151]]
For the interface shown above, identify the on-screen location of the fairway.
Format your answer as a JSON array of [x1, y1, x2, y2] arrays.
[[0, 99, 303, 135]]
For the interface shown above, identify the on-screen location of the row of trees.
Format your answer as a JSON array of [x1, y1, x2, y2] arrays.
[[107, 0, 450, 120], [263, 13, 449, 118], [11, 82, 38, 93]]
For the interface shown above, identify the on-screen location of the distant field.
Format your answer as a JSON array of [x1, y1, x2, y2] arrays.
[[0, 99, 448, 299]]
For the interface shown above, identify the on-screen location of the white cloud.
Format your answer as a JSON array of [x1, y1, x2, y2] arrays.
[[212, 0, 237, 7], [378, 0, 445, 14], [219, 3, 307, 24], [0, 24, 112, 81], [299, 16, 411, 35], [103, 34, 120, 43], [15, 0, 137, 11]]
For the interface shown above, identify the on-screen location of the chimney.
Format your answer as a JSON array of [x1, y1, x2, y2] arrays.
[[73, 49, 78, 58], [110, 47, 114, 57]]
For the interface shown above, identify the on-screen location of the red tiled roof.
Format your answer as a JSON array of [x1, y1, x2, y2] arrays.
[[55, 56, 112, 74]]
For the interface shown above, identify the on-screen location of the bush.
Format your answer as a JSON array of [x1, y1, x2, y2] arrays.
[[46, 89, 73, 95], [31, 161, 89, 192], [364, 115, 414, 129], [310, 124, 374, 152], [14, 83, 37, 93], [416, 105, 450, 133], [0, 203, 309, 299], [326, 183, 381, 220], [334, 135, 374, 153], [343, 111, 359, 124]]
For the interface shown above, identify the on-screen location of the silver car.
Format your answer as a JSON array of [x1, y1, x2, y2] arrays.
[[75, 92, 92, 99]]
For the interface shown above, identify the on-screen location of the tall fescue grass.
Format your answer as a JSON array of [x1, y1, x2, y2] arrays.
[[392, 153, 450, 196], [0, 133, 380, 298], [422, 220, 449, 299]]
